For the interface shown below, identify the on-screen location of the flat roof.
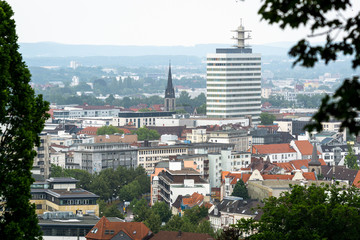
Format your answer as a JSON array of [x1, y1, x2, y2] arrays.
[[118, 111, 175, 118]]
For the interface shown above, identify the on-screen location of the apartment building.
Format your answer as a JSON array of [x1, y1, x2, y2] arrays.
[[208, 129, 250, 152], [157, 162, 210, 206]]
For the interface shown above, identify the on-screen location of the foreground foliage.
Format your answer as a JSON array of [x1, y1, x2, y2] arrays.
[[255, 0, 360, 135], [220, 184, 360, 240], [0, 1, 49, 239]]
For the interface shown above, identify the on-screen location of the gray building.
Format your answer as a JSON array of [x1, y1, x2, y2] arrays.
[[73, 142, 137, 174]]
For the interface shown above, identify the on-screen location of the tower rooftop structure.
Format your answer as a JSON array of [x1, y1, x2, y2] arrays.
[[216, 19, 253, 54]]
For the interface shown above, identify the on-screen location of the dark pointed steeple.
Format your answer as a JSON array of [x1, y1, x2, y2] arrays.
[[165, 62, 175, 98], [309, 141, 321, 166]]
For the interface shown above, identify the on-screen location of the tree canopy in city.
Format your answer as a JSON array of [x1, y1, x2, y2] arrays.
[[96, 125, 124, 135], [0, 1, 49, 239], [259, 112, 276, 125], [220, 184, 360, 240], [134, 126, 160, 141], [231, 179, 249, 199], [255, 0, 360, 135]]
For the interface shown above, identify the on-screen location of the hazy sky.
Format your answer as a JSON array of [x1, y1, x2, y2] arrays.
[[6, 0, 360, 46]]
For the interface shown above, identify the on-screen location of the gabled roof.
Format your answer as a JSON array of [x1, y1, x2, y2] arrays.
[[262, 174, 294, 180], [182, 192, 204, 208], [274, 159, 326, 172], [78, 127, 99, 135], [223, 172, 251, 184], [85, 216, 152, 240], [303, 172, 316, 181], [252, 143, 296, 154], [209, 198, 263, 218], [353, 171, 360, 188], [294, 140, 321, 156]]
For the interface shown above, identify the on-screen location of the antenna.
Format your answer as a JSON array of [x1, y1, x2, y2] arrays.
[[231, 20, 251, 49]]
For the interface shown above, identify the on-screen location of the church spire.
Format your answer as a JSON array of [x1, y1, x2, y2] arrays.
[[165, 61, 175, 98], [309, 141, 321, 166]]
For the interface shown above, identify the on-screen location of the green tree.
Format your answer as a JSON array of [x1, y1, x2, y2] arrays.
[[345, 144, 359, 170], [105, 94, 116, 105], [98, 199, 107, 217], [231, 179, 249, 199], [151, 201, 172, 223], [144, 212, 162, 234], [103, 203, 124, 219], [222, 184, 360, 239], [131, 198, 150, 222], [177, 91, 191, 106], [254, 0, 360, 135], [118, 180, 142, 201], [50, 164, 68, 177], [197, 103, 206, 115], [134, 126, 160, 141], [196, 220, 215, 236], [259, 112, 276, 125], [183, 206, 209, 225], [0, 2, 49, 238], [162, 215, 184, 231], [96, 125, 124, 135]]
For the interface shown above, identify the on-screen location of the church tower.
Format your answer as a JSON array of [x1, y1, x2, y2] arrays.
[[164, 63, 176, 112], [309, 141, 322, 176]]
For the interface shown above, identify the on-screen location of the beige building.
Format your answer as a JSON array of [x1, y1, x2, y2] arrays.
[[31, 177, 99, 216], [94, 134, 137, 144], [186, 128, 208, 143], [34, 133, 51, 179], [261, 88, 272, 99], [208, 129, 250, 152], [138, 145, 188, 174]]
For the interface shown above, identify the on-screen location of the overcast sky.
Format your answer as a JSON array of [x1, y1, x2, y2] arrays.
[[6, 0, 360, 46]]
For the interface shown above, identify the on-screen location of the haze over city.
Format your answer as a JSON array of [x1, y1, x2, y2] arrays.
[[8, 0, 360, 46]]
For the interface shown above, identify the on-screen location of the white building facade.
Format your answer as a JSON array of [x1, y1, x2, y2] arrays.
[[206, 23, 261, 124]]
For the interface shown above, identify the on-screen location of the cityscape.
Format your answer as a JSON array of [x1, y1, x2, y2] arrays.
[[2, 0, 360, 240]]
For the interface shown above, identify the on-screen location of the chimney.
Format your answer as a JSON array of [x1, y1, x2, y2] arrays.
[[178, 230, 182, 237]]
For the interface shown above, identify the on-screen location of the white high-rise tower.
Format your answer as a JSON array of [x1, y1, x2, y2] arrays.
[[206, 21, 261, 125]]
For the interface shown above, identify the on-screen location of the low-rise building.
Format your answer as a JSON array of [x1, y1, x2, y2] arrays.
[[209, 197, 263, 231], [73, 142, 137, 174], [31, 177, 99, 216], [112, 111, 174, 128]]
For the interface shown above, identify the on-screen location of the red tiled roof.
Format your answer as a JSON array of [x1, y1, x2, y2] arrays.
[[294, 140, 321, 155], [78, 127, 99, 135], [303, 172, 316, 180], [262, 174, 294, 180], [275, 159, 326, 172], [353, 171, 360, 188], [252, 143, 296, 154], [118, 128, 131, 134], [226, 173, 251, 184], [182, 192, 204, 208], [85, 216, 151, 240]]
